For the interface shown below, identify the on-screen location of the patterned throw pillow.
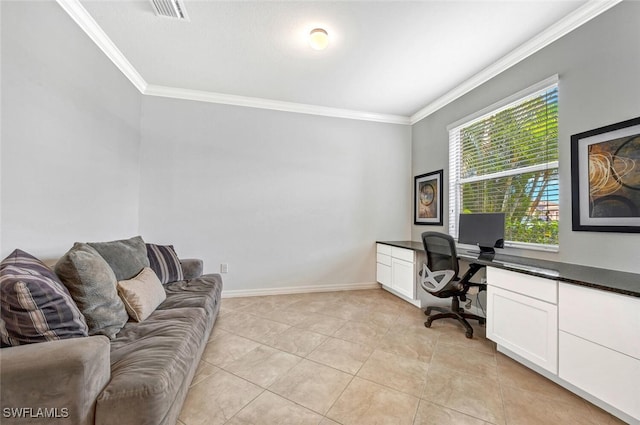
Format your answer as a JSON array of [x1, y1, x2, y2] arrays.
[[0, 249, 88, 347], [146, 244, 184, 284]]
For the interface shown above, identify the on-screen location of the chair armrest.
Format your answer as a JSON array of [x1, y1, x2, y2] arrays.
[[0, 336, 111, 425], [180, 258, 203, 280]]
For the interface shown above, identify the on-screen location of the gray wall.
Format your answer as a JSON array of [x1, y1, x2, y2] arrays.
[[0, 1, 142, 259], [139, 96, 411, 292], [412, 2, 640, 274]]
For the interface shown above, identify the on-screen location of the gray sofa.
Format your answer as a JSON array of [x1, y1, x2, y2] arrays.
[[0, 259, 222, 425]]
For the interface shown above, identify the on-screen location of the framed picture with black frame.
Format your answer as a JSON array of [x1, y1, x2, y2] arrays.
[[571, 116, 640, 232], [414, 169, 443, 225]]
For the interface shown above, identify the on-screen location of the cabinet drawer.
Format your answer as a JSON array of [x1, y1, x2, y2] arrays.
[[487, 285, 558, 373], [391, 247, 414, 262], [487, 267, 557, 304], [376, 243, 392, 255], [376, 253, 391, 266], [559, 283, 640, 360], [559, 331, 640, 420]]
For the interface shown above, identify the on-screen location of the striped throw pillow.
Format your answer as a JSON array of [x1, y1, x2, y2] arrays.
[[0, 249, 89, 347], [146, 244, 184, 284]]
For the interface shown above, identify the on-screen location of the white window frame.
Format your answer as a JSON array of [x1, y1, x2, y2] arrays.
[[448, 75, 559, 252]]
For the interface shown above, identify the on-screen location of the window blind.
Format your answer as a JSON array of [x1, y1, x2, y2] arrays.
[[449, 77, 559, 249]]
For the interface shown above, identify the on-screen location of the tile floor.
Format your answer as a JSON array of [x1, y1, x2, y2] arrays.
[[177, 289, 626, 425]]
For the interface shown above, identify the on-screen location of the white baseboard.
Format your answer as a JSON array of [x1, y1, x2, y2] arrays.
[[221, 281, 380, 298]]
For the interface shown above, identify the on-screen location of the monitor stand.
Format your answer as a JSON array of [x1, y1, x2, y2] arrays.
[[478, 246, 496, 260]]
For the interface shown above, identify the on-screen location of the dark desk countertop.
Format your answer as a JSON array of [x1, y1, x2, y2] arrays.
[[377, 240, 640, 298]]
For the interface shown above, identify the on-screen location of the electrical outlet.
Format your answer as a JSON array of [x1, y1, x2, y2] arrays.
[[220, 263, 228, 273]]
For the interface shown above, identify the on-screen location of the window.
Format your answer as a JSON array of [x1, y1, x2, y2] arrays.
[[448, 76, 559, 250]]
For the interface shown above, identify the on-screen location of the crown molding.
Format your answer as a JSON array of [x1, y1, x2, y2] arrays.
[[57, 0, 620, 127], [56, 0, 147, 93], [409, 0, 623, 125], [144, 85, 411, 125], [56, 0, 409, 125]]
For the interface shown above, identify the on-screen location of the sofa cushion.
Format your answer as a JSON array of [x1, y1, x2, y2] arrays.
[[146, 243, 184, 284], [0, 249, 88, 347], [89, 236, 150, 281], [96, 307, 209, 425], [55, 243, 129, 338], [159, 274, 222, 324], [117, 267, 166, 322]]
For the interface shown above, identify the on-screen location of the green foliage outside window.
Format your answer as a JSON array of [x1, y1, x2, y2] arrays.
[[458, 88, 559, 246]]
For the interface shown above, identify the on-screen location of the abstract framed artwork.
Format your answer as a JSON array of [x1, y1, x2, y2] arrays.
[[571, 116, 640, 232], [414, 169, 443, 225]]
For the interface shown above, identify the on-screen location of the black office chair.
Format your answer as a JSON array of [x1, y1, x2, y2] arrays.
[[420, 231, 486, 338]]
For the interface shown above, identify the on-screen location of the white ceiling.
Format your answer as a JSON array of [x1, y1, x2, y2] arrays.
[[75, 0, 609, 121]]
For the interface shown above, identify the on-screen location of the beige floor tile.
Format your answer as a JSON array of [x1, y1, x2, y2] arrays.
[[220, 297, 261, 312], [431, 343, 497, 379], [352, 309, 399, 328], [377, 327, 437, 363], [238, 294, 300, 316], [501, 384, 603, 425], [422, 364, 505, 425], [183, 290, 630, 425], [436, 322, 496, 354], [294, 312, 347, 336], [318, 418, 341, 425], [496, 353, 584, 405], [190, 360, 220, 387], [327, 377, 419, 425], [207, 325, 231, 342], [219, 311, 291, 343], [307, 337, 373, 375], [226, 391, 323, 425], [357, 349, 429, 397], [269, 359, 353, 414], [584, 403, 630, 425], [264, 327, 327, 356], [225, 345, 301, 388], [179, 370, 262, 425], [320, 302, 369, 321], [202, 332, 261, 368], [332, 320, 389, 347], [414, 400, 490, 425], [258, 307, 310, 326]]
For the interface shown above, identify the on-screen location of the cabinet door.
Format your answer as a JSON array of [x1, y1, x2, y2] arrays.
[[487, 285, 558, 373], [376, 262, 392, 287], [391, 258, 415, 299]]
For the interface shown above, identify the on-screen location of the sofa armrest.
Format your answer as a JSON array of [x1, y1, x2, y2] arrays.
[[0, 336, 111, 425], [180, 258, 203, 280]]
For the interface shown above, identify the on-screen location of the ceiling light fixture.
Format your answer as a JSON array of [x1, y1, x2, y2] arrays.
[[309, 28, 329, 51]]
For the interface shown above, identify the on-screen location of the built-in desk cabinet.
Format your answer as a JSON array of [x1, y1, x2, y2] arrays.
[[558, 283, 640, 421], [487, 266, 640, 423], [486, 267, 558, 374], [376, 244, 418, 304]]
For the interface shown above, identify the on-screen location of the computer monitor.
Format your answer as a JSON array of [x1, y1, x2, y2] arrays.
[[458, 213, 505, 254]]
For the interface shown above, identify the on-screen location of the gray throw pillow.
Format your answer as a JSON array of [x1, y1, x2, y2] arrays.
[[55, 243, 129, 339], [88, 236, 150, 281]]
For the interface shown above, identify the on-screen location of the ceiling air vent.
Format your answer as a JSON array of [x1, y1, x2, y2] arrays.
[[150, 0, 189, 20]]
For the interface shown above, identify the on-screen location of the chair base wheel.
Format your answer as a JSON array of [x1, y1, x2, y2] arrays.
[[465, 330, 473, 339], [424, 319, 432, 328]]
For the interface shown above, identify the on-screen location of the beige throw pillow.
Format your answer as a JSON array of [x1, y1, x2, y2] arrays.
[[117, 267, 166, 322]]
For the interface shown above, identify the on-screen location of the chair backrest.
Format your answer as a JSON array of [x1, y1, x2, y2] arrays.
[[421, 231, 459, 278]]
